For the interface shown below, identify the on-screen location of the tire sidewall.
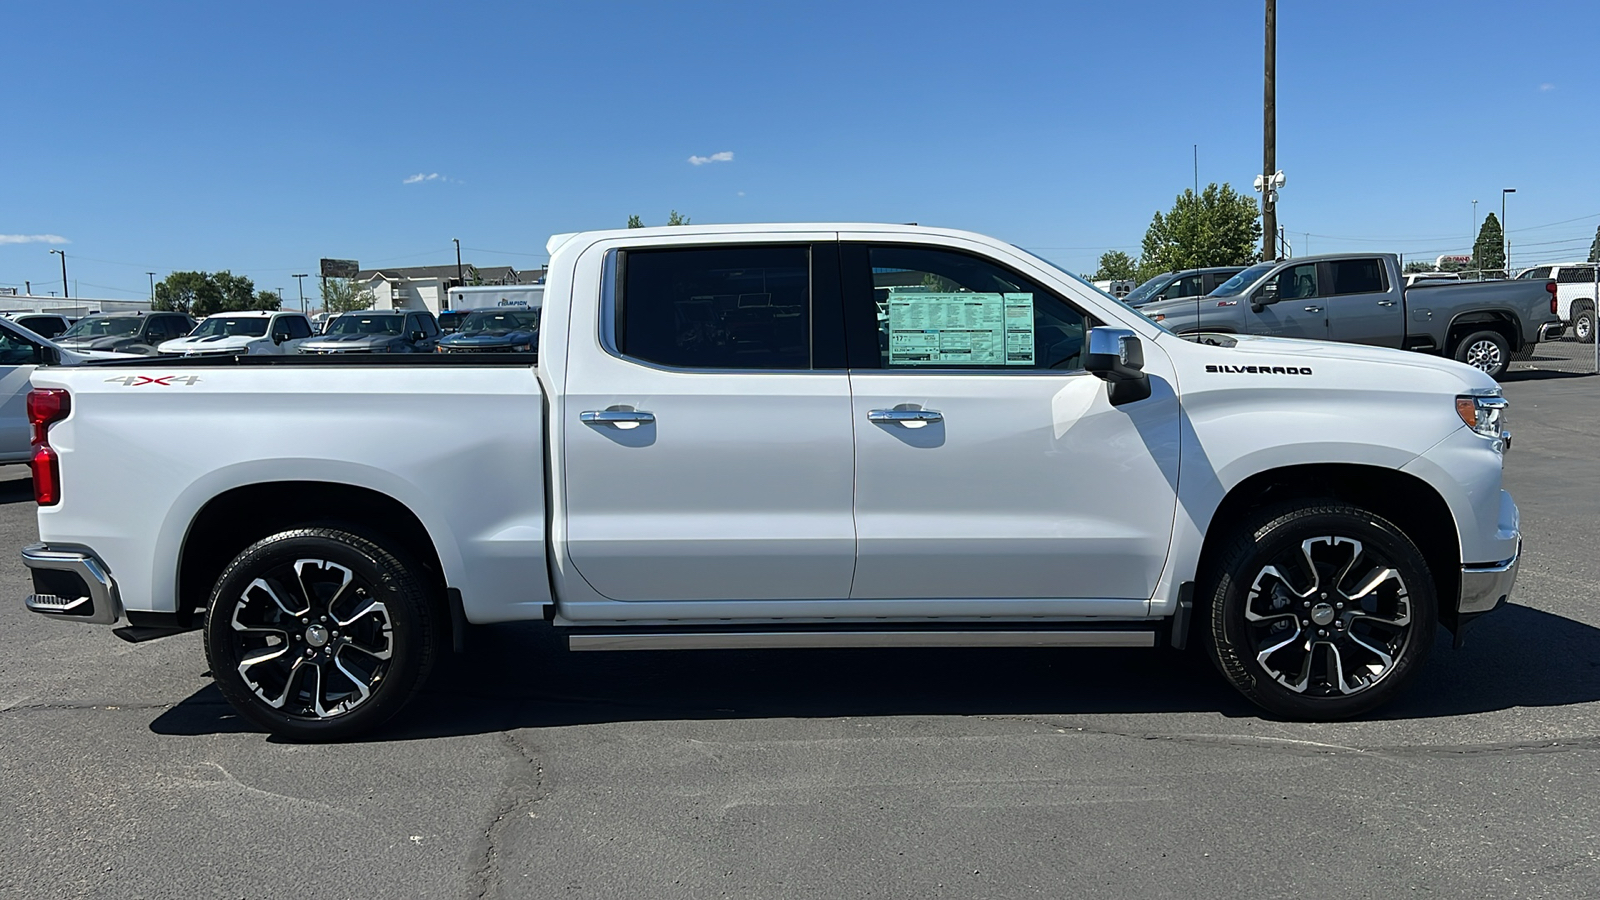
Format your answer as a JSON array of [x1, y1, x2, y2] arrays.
[[1454, 329, 1509, 378], [203, 529, 434, 741], [1208, 505, 1438, 720]]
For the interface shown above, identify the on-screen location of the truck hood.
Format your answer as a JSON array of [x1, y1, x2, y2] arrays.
[[298, 333, 405, 352], [57, 335, 147, 353], [1175, 332, 1499, 391], [439, 330, 536, 349], [158, 334, 261, 355], [56, 347, 141, 365], [1139, 296, 1236, 319]]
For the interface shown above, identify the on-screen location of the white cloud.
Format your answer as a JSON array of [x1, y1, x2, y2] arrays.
[[0, 234, 70, 245], [688, 151, 734, 166], [1539, 83, 1555, 91], [403, 172, 442, 184]]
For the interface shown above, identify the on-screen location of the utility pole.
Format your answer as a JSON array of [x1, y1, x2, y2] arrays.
[[1262, 0, 1277, 260], [1501, 188, 1516, 276], [293, 273, 308, 314], [50, 249, 69, 298], [453, 237, 463, 285], [147, 272, 156, 304]]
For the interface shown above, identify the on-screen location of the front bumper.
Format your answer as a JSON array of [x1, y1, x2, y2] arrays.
[[21, 543, 122, 625], [1459, 539, 1520, 616], [1539, 322, 1566, 341]]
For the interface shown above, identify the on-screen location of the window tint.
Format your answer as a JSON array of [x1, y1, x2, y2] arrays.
[[283, 316, 313, 339], [419, 313, 440, 337], [1165, 274, 1204, 299], [1262, 263, 1319, 301], [1519, 267, 1552, 280], [145, 318, 172, 340], [16, 316, 67, 338], [1557, 265, 1598, 284], [860, 245, 1090, 371], [1328, 258, 1387, 295], [619, 245, 810, 369], [0, 328, 43, 365]]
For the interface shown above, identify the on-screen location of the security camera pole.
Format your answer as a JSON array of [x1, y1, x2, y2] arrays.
[[1261, 0, 1277, 260]]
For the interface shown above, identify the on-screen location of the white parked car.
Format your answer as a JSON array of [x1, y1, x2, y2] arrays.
[[23, 223, 1521, 739], [0, 317, 133, 465], [156, 311, 317, 357], [1517, 262, 1598, 343]]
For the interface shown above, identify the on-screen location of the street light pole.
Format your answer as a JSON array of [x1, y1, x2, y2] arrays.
[[49, 249, 68, 298], [147, 271, 156, 304], [1501, 188, 1516, 276], [293, 274, 308, 314], [453, 237, 463, 285]]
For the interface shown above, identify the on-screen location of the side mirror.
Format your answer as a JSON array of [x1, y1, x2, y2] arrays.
[[411, 331, 426, 342], [1084, 327, 1151, 406], [272, 332, 289, 345], [1250, 283, 1278, 313]]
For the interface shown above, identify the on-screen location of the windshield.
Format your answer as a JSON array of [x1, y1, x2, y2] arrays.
[[1121, 274, 1173, 306], [190, 316, 269, 338], [1210, 263, 1278, 298], [326, 314, 405, 336], [61, 317, 141, 339], [459, 311, 537, 334]]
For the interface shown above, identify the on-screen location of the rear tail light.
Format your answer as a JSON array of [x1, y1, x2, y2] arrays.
[[27, 388, 70, 506], [1548, 281, 1558, 315]]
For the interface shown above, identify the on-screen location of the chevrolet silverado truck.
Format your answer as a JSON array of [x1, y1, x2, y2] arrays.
[[1139, 253, 1561, 379], [22, 224, 1521, 740]]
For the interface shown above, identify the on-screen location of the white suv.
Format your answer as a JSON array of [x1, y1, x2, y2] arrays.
[[1517, 262, 1598, 343], [157, 311, 316, 356]]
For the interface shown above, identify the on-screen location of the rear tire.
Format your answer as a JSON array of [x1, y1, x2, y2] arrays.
[[1204, 503, 1437, 720], [203, 527, 440, 741], [1452, 329, 1511, 378], [1572, 303, 1595, 344]]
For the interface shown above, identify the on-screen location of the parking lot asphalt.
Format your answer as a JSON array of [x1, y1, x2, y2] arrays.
[[2, 367, 1597, 899]]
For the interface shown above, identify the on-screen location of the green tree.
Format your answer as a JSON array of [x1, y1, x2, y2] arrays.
[[626, 214, 644, 228], [252, 289, 284, 311], [1401, 260, 1436, 274], [152, 271, 217, 315], [666, 210, 691, 226], [200, 270, 257, 316], [1090, 251, 1138, 282], [1136, 183, 1261, 282], [1471, 214, 1505, 275], [320, 277, 374, 314], [1589, 224, 1599, 264]]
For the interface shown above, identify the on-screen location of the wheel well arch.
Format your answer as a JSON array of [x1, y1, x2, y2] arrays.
[[1447, 311, 1522, 352], [1195, 463, 1462, 630], [175, 481, 449, 632]]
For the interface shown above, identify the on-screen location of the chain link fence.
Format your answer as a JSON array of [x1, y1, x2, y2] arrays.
[[1509, 335, 1598, 377]]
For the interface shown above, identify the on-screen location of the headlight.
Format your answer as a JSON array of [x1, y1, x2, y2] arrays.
[[1148, 313, 1165, 322], [511, 343, 532, 352], [1456, 393, 1509, 447]]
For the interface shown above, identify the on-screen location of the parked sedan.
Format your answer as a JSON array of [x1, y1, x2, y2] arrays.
[[298, 311, 441, 354], [435, 309, 538, 353]]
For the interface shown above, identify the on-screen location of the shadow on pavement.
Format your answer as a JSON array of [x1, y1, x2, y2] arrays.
[[0, 475, 34, 505], [1500, 368, 1594, 382], [149, 603, 1600, 741]]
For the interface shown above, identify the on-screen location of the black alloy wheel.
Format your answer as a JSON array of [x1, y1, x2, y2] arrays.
[[1205, 503, 1437, 720], [203, 528, 439, 741]]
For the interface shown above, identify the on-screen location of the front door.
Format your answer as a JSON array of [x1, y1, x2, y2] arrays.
[[840, 239, 1180, 610], [1247, 262, 1328, 339], [562, 241, 858, 602]]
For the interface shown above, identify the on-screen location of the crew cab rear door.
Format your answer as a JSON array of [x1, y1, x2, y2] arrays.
[[838, 237, 1179, 611], [1324, 257, 1403, 347], [560, 237, 858, 602]]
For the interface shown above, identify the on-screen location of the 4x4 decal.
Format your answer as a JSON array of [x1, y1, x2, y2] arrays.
[[104, 375, 203, 386]]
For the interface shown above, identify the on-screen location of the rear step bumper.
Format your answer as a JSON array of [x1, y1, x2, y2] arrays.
[[568, 628, 1157, 652], [22, 543, 122, 625]]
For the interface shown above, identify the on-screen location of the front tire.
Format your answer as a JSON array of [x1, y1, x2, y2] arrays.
[[203, 528, 440, 741], [1204, 503, 1437, 720], [1453, 329, 1511, 378]]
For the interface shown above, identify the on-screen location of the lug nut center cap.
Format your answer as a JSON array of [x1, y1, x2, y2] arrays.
[[305, 624, 330, 648], [1310, 603, 1336, 627]]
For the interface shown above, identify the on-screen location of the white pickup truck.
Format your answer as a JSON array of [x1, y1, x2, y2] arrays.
[[22, 224, 1522, 740]]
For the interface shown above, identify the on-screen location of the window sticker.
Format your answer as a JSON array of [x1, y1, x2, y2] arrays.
[[886, 292, 1036, 366]]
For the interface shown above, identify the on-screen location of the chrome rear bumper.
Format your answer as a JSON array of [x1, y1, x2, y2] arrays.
[[1538, 322, 1565, 341], [22, 543, 122, 625]]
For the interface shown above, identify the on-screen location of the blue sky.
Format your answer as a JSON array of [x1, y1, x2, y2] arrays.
[[4, 0, 1597, 303]]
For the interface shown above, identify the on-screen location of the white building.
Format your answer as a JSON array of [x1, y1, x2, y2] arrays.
[[0, 293, 148, 316], [356, 264, 546, 316]]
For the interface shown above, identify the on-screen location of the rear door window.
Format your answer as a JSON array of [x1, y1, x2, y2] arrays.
[[1327, 258, 1388, 295], [1557, 265, 1598, 284], [617, 245, 813, 369]]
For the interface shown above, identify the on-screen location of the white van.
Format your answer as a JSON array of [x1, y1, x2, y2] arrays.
[[1517, 262, 1598, 343]]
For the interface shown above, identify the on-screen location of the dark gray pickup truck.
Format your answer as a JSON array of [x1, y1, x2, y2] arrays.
[[1140, 253, 1561, 378]]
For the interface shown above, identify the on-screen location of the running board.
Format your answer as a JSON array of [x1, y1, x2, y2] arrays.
[[567, 629, 1156, 652]]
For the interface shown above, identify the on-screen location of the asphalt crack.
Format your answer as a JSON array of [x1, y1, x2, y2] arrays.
[[468, 729, 544, 900]]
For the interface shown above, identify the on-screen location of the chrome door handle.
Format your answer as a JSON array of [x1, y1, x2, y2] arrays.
[[1376, 300, 1396, 307], [581, 409, 655, 426], [867, 408, 943, 425], [1302, 305, 1324, 313]]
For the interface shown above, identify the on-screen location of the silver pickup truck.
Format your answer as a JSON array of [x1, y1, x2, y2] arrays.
[[1140, 253, 1562, 378]]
